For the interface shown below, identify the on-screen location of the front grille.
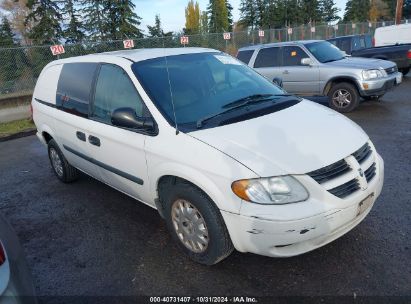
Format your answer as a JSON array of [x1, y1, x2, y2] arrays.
[[352, 143, 372, 164], [307, 159, 351, 184], [328, 179, 360, 198], [385, 66, 398, 75], [364, 162, 377, 182], [307, 141, 377, 199]]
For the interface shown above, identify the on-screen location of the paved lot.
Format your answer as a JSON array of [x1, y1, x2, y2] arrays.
[[0, 78, 410, 300]]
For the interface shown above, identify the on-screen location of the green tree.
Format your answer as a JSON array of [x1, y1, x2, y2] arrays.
[[147, 14, 163, 37], [320, 0, 340, 22], [185, 0, 201, 34], [200, 11, 209, 33], [62, 0, 85, 43], [0, 17, 20, 86], [301, 0, 322, 24], [207, 0, 230, 32], [343, 0, 371, 22], [239, 0, 257, 29], [26, 0, 63, 44], [104, 0, 143, 40], [226, 0, 234, 31], [81, 0, 105, 39], [147, 14, 172, 37]]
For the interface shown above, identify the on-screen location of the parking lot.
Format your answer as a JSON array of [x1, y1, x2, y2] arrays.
[[0, 77, 410, 300]]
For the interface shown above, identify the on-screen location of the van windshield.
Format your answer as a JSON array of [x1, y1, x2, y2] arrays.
[[305, 41, 345, 63], [132, 52, 299, 131]]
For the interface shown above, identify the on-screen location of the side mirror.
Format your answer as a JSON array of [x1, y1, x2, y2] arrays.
[[273, 77, 283, 88], [111, 107, 155, 132], [301, 58, 313, 66]]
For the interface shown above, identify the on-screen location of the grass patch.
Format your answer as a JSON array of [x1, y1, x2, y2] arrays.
[[0, 118, 35, 138]]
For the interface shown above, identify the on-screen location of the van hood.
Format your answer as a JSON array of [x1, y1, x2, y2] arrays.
[[327, 57, 396, 69], [189, 100, 368, 177]]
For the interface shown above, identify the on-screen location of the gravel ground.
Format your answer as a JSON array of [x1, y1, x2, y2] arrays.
[[0, 78, 410, 302]]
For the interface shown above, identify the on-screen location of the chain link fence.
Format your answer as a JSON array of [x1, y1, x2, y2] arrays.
[[0, 19, 409, 99]]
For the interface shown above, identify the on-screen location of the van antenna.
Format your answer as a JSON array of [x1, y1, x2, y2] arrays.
[[164, 53, 179, 135]]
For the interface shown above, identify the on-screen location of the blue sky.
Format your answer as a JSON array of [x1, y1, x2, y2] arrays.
[[135, 0, 347, 33]]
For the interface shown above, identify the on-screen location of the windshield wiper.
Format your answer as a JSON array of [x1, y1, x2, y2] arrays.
[[196, 94, 292, 128], [222, 94, 276, 109]]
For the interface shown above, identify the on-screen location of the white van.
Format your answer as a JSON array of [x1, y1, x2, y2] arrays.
[[374, 23, 411, 46], [32, 48, 384, 265]]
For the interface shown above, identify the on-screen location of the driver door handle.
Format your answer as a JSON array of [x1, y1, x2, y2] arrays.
[[88, 135, 101, 147], [283, 70, 289, 75]]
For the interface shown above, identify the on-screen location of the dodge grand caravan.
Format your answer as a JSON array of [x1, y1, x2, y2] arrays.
[[32, 48, 384, 265]]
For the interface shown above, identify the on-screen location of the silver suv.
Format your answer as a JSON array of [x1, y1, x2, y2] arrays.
[[237, 40, 403, 112]]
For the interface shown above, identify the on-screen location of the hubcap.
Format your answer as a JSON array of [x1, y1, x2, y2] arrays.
[[171, 199, 209, 253], [332, 89, 352, 108], [50, 148, 63, 177]]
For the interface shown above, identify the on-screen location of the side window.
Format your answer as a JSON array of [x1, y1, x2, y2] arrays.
[[236, 50, 254, 64], [92, 64, 144, 124], [57, 63, 98, 117], [254, 47, 281, 68], [282, 46, 309, 66], [337, 38, 352, 53]]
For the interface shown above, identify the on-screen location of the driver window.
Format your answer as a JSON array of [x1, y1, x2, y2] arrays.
[[282, 46, 309, 66], [92, 64, 144, 124]]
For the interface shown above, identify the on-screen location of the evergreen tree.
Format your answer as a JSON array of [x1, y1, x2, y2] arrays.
[[104, 0, 143, 40], [207, 0, 230, 32], [81, 0, 105, 39], [147, 14, 162, 37], [185, 0, 201, 34], [62, 0, 85, 43], [239, 0, 257, 29], [320, 0, 340, 23], [200, 11, 209, 33], [226, 0, 234, 31], [147, 14, 172, 37], [0, 17, 15, 47], [343, 0, 371, 22], [301, 0, 322, 24], [26, 0, 63, 44], [0, 17, 19, 83]]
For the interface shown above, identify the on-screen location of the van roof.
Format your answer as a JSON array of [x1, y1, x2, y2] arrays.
[[50, 47, 218, 65], [238, 40, 323, 51]]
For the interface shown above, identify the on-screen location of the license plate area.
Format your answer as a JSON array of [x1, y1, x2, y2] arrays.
[[357, 193, 374, 216]]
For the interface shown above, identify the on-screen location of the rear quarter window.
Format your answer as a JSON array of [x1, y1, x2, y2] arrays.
[[236, 50, 254, 64], [56, 62, 98, 117]]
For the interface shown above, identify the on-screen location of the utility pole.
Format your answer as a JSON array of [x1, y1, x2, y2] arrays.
[[395, 0, 404, 24]]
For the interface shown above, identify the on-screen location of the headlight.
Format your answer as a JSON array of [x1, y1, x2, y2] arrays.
[[362, 69, 386, 80], [231, 176, 309, 205]]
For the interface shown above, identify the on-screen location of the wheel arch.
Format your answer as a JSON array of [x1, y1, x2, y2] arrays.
[[39, 124, 56, 145], [323, 76, 360, 95], [151, 165, 242, 218]]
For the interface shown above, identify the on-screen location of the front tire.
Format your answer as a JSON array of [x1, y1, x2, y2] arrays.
[[161, 180, 234, 265], [327, 82, 360, 113], [48, 139, 79, 183]]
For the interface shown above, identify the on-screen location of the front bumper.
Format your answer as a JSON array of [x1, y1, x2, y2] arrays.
[[359, 72, 402, 97], [221, 154, 384, 258]]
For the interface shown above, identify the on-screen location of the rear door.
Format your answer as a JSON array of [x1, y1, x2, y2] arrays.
[[280, 46, 320, 95], [87, 63, 152, 204], [53, 62, 101, 179], [252, 46, 282, 82]]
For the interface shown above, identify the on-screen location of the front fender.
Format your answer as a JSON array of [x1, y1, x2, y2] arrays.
[[149, 161, 244, 214]]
